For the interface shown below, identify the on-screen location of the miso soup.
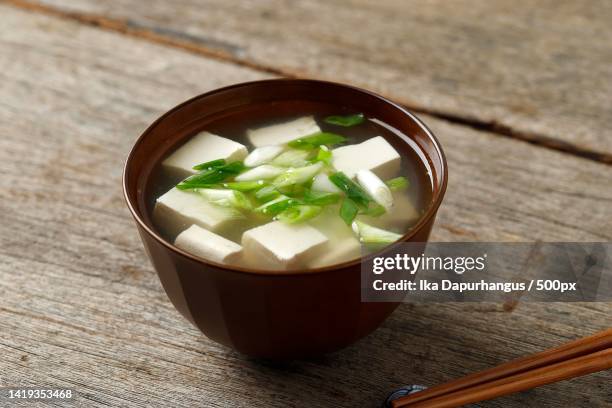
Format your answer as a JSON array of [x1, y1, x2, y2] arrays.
[[147, 101, 433, 270]]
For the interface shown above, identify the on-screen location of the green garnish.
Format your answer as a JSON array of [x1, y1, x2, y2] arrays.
[[192, 158, 227, 171], [177, 161, 245, 190], [197, 189, 252, 210], [313, 146, 332, 165], [385, 176, 409, 191], [255, 195, 298, 216], [271, 149, 311, 167], [288, 132, 347, 149], [339, 198, 359, 225], [361, 203, 386, 217], [277, 205, 322, 224], [303, 189, 341, 206], [324, 113, 365, 127], [278, 183, 307, 197], [272, 162, 324, 188], [255, 185, 281, 202], [222, 180, 267, 192], [352, 220, 402, 244], [172, 128, 407, 231], [328, 172, 372, 208]]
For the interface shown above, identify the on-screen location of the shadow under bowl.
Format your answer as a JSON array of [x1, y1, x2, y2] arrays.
[[123, 79, 447, 358]]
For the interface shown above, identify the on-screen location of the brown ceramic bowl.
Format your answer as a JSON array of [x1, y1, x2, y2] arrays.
[[123, 79, 447, 358]]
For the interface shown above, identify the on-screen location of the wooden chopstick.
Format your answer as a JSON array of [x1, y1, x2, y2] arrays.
[[392, 328, 612, 408], [396, 348, 611, 408]]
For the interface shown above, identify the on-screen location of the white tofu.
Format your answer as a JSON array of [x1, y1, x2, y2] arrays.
[[332, 136, 400, 179], [308, 210, 362, 268], [175, 225, 242, 264], [242, 221, 328, 270], [247, 116, 321, 147], [162, 132, 247, 179], [311, 173, 341, 193], [154, 187, 241, 237]]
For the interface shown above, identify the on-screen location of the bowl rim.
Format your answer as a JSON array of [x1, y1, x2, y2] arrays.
[[123, 78, 448, 276]]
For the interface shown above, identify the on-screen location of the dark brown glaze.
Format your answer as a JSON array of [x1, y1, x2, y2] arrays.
[[123, 79, 448, 358]]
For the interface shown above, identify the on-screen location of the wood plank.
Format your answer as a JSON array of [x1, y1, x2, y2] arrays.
[[0, 6, 610, 408], [14, 0, 612, 160]]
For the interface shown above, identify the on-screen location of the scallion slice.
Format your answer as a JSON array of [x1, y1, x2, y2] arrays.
[[273, 162, 324, 188], [288, 132, 346, 149], [255, 185, 281, 202], [361, 203, 386, 217], [328, 172, 372, 208], [277, 205, 322, 224], [324, 113, 365, 127], [271, 149, 311, 167], [177, 161, 245, 190], [303, 189, 341, 206], [192, 158, 227, 171], [339, 198, 359, 225], [313, 146, 332, 165], [255, 195, 298, 216], [222, 180, 267, 192], [197, 189, 252, 210], [351, 220, 402, 244], [385, 176, 410, 191]]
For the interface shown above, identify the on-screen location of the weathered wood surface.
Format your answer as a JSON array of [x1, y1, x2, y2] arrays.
[[0, 5, 610, 408], [13, 0, 612, 161]]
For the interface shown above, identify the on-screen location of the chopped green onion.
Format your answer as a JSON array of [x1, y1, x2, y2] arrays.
[[197, 189, 252, 210], [255, 185, 281, 202], [313, 146, 332, 165], [324, 113, 365, 127], [303, 189, 341, 206], [361, 203, 386, 217], [273, 162, 324, 188], [385, 176, 410, 191], [271, 149, 311, 167], [356, 169, 393, 210], [278, 183, 307, 197], [192, 158, 227, 171], [244, 145, 284, 167], [277, 205, 322, 224], [234, 164, 285, 181], [351, 220, 402, 244], [255, 195, 298, 216], [222, 180, 267, 192], [177, 161, 245, 190], [288, 132, 347, 149], [339, 198, 359, 225], [328, 172, 372, 208]]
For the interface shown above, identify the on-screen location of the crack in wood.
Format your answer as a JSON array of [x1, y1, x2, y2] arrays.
[[4, 0, 612, 166]]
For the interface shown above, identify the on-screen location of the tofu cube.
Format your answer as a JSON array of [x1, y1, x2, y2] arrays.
[[154, 187, 241, 237], [175, 225, 242, 265], [332, 136, 401, 179], [308, 210, 362, 268], [242, 221, 328, 270], [162, 132, 247, 179], [247, 116, 321, 147]]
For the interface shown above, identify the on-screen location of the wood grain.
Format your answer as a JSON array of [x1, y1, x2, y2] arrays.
[[12, 0, 612, 160], [0, 5, 610, 408]]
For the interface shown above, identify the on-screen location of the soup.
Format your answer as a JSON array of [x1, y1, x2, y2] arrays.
[[147, 100, 433, 270]]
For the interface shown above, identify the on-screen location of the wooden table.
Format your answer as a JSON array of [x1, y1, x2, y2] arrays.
[[1, 1, 610, 406]]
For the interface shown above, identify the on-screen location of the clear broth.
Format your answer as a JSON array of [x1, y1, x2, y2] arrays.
[[146, 100, 433, 268]]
